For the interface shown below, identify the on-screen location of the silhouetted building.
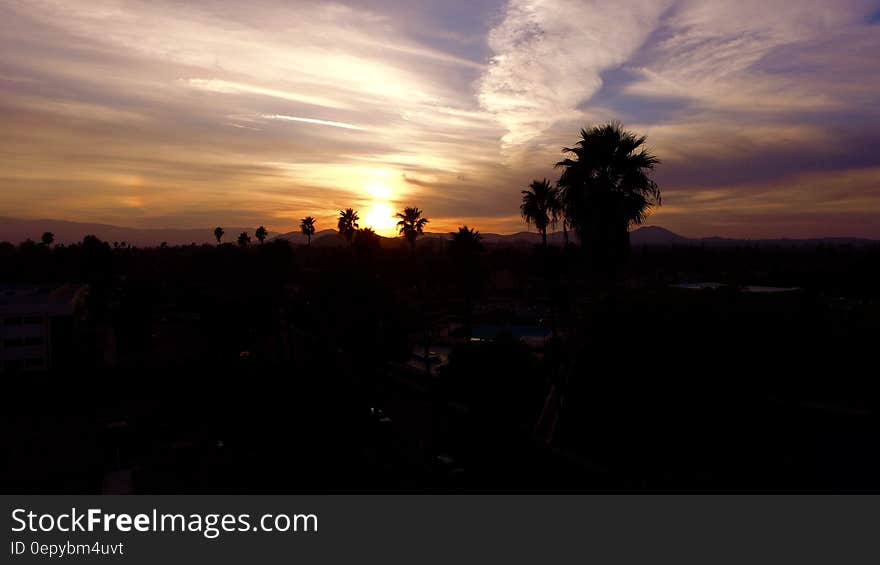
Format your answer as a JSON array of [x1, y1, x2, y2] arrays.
[[0, 284, 87, 372]]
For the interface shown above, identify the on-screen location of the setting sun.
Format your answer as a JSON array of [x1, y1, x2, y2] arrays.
[[363, 202, 397, 235]]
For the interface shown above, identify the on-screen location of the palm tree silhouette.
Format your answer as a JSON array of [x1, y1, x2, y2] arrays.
[[337, 208, 359, 245], [300, 216, 316, 246], [237, 231, 250, 247], [556, 122, 660, 264], [214, 227, 225, 245], [396, 207, 429, 253], [255, 225, 268, 245], [560, 217, 570, 247], [41, 232, 54, 247], [547, 189, 568, 246], [521, 179, 558, 248]]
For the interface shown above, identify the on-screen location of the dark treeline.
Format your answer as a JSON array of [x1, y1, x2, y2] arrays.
[[2, 233, 880, 491]]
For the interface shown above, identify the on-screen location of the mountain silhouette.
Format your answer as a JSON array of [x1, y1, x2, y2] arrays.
[[273, 228, 339, 246], [1, 217, 876, 248], [629, 226, 691, 245]]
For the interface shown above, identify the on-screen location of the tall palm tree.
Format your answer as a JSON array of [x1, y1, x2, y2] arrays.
[[547, 188, 569, 247], [255, 225, 268, 245], [41, 231, 54, 247], [521, 179, 558, 248], [300, 216, 316, 246], [337, 208, 359, 245], [214, 227, 225, 245], [556, 122, 660, 264], [396, 207, 429, 253], [237, 231, 250, 247]]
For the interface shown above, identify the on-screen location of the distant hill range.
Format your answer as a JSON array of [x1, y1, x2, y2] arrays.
[[2, 217, 876, 248], [0, 217, 278, 247], [273, 224, 880, 248], [624, 226, 877, 248]]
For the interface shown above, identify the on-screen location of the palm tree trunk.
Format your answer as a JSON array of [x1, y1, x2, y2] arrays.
[[535, 384, 560, 444], [464, 294, 473, 341], [541, 228, 547, 248]]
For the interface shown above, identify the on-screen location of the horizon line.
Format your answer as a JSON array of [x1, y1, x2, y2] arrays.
[[2, 216, 879, 242]]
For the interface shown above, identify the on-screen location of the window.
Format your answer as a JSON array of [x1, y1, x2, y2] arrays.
[[23, 316, 43, 325], [24, 336, 45, 346], [4, 317, 22, 326], [4, 337, 23, 347], [24, 358, 45, 369]]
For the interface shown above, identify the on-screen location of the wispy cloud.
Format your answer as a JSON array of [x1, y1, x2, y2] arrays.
[[478, 0, 671, 147], [479, 0, 878, 146], [262, 114, 365, 131], [185, 79, 351, 110]]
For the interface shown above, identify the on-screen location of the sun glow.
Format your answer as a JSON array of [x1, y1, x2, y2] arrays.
[[363, 202, 396, 234], [365, 180, 392, 200], [361, 176, 398, 235]]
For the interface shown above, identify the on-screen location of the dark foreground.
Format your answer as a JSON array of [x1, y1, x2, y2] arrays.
[[1, 239, 879, 491]]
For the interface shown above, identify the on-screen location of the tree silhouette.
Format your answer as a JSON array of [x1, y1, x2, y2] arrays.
[[449, 226, 484, 342], [548, 190, 568, 246], [521, 179, 558, 248], [353, 227, 381, 253], [255, 225, 268, 245], [396, 207, 429, 253], [300, 216, 316, 246], [81, 235, 112, 282], [237, 232, 250, 247], [40, 232, 54, 247], [337, 208, 359, 245], [560, 217, 570, 247], [556, 122, 660, 265], [449, 225, 483, 257], [214, 227, 225, 245]]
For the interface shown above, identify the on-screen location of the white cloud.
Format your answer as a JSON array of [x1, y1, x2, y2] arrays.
[[185, 79, 351, 110], [478, 0, 672, 147], [626, 0, 876, 112], [479, 0, 878, 145], [262, 114, 365, 131]]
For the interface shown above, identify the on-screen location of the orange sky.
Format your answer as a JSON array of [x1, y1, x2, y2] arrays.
[[1, 0, 879, 238]]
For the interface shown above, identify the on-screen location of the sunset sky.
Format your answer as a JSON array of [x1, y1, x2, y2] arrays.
[[1, 0, 878, 237]]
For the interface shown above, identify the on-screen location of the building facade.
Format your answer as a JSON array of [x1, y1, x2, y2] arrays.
[[0, 284, 86, 372]]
